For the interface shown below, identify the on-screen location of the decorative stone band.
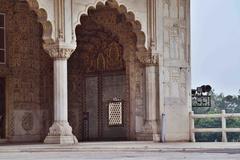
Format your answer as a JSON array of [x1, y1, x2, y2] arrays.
[[137, 52, 159, 66], [44, 44, 75, 59]]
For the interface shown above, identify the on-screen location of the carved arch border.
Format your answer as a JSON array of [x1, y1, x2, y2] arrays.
[[25, 0, 54, 46], [74, 0, 149, 140], [78, 0, 148, 60]]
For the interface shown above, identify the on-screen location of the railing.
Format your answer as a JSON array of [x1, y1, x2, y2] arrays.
[[189, 110, 240, 142]]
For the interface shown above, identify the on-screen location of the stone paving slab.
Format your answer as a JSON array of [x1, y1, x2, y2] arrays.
[[0, 150, 240, 160], [0, 142, 240, 160], [0, 142, 240, 153]]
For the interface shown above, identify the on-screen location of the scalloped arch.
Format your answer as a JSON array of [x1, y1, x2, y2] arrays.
[[77, 0, 147, 53], [25, 0, 54, 45]]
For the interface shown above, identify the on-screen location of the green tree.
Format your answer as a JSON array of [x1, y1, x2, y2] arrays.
[[193, 90, 240, 142]]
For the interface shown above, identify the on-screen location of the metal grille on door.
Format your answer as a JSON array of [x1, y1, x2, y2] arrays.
[[108, 98, 123, 126]]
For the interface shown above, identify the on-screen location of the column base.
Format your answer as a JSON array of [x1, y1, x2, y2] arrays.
[[143, 120, 160, 142], [153, 133, 160, 142], [44, 135, 78, 144], [143, 120, 153, 133], [44, 121, 78, 144]]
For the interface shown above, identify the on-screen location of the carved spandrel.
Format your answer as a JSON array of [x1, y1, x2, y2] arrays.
[[76, 29, 125, 73]]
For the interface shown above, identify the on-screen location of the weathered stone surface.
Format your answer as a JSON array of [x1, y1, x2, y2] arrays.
[[68, 0, 147, 141], [0, 0, 53, 142], [0, 0, 191, 143], [44, 122, 78, 144]]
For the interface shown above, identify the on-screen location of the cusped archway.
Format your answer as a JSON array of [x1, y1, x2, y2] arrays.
[[68, 0, 147, 141], [25, 0, 53, 45]]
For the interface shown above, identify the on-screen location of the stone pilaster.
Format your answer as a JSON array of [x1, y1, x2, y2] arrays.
[[44, 44, 78, 144], [143, 53, 160, 142], [137, 50, 160, 141], [146, 65, 160, 142]]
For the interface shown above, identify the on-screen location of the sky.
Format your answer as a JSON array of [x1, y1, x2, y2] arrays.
[[191, 0, 240, 95]]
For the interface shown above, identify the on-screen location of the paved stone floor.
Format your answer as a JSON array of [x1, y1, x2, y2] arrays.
[[1, 151, 240, 160], [0, 142, 240, 160]]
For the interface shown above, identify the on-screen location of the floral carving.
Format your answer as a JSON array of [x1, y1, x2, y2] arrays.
[[75, 28, 125, 73], [46, 46, 75, 59], [137, 53, 159, 66], [22, 112, 33, 132]]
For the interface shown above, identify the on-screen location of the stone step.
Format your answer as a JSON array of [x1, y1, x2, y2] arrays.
[[0, 139, 8, 144]]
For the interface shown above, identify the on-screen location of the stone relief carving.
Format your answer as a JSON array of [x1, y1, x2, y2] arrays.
[[75, 0, 150, 65], [163, 0, 188, 62], [179, 0, 186, 19], [163, 0, 170, 17], [75, 28, 125, 73], [171, 69, 180, 83], [45, 46, 75, 59], [22, 112, 33, 133], [137, 52, 159, 66], [169, 23, 180, 60]]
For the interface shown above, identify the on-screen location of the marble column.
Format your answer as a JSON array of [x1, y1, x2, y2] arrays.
[[44, 46, 78, 144]]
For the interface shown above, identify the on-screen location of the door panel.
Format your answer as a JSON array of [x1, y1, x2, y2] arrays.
[[83, 74, 128, 141], [85, 76, 98, 140], [102, 74, 127, 140]]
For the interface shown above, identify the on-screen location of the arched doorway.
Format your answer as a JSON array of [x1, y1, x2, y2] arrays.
[[68, 0, 147, 141], [72, 33, 128, 141]]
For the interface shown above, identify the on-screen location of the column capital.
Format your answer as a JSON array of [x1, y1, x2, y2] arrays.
[[44, 43, 76, 59], [136, 51, 159, 66]]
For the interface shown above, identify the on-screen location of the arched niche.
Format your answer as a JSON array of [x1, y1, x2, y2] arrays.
[[68, 0, 147, 140]]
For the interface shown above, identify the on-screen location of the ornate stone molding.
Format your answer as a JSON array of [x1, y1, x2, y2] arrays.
[[137, 51, 159, 66], [44, 44, 75, 59]]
